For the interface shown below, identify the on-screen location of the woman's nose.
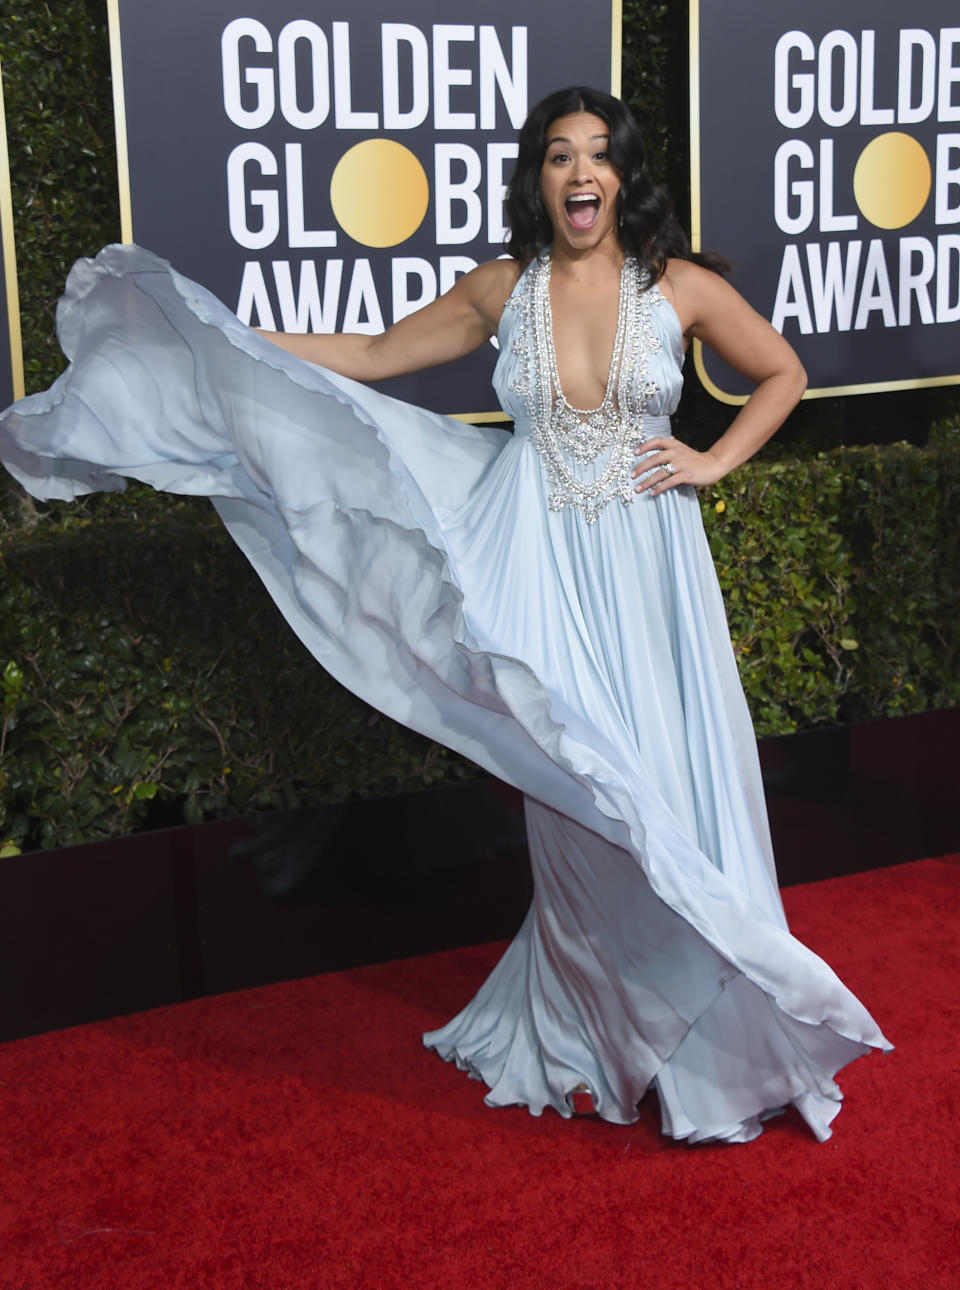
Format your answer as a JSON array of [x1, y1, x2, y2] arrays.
[[570, 155, 593, 183]]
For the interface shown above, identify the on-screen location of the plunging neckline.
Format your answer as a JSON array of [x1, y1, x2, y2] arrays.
[[543, 254, 628, 418], [516, 251, 667, 523]]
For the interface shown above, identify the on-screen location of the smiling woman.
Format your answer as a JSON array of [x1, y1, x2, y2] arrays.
[[541, 116, 620, 236], [0, 86, 889, 1145]]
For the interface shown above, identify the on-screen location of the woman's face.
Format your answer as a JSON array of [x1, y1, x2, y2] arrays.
[[539, 111, 621, 255]]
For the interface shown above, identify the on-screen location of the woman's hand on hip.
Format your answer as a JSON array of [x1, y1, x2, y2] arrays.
[[632, 436, 728, 496]]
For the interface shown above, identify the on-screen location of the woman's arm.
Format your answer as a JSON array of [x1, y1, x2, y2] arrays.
[[635, 258, 807, 494], [257, 257, 520, 382]]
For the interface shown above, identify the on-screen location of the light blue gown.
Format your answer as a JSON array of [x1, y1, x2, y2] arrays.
[[0, 244, 890, 1143]]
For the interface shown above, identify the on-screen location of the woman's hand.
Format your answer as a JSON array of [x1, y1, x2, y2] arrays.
[[631, 436, 728, 496]]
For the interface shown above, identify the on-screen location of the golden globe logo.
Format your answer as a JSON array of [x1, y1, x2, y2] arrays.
[[219, 18, 526, 332], [330, 141, 429, 248], [853, 133, 932, 228], [771, 27, 960, 336]]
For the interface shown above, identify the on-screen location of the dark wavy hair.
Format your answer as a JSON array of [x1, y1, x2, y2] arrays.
[[505, 86, 726, 280]]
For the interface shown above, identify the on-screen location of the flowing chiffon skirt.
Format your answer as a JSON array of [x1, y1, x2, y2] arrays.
[[0, 245, 891, 1143]]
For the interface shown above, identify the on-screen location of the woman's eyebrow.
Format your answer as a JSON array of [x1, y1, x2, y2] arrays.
[[546, 133, 609, 146]]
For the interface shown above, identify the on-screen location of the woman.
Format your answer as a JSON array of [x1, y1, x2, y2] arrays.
[[0, 87, 889, 1143]]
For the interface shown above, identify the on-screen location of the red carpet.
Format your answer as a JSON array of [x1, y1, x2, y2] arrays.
[[2, 856, 959, 1290]]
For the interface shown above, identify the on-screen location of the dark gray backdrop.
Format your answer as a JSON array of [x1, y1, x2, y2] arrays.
[[695, 0, 959, 399], [113, 0, 618, 415]]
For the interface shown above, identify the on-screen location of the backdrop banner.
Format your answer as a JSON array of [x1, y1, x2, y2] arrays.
[[0, 60, 24, 408], [692, 1, 960, 401], [108, 0, 620, 417]]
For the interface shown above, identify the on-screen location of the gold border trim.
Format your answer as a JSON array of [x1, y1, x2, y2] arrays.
[[449, 410, 510, 423], [107, 0, 134, 243], [0, 60, 24, 401], [694, 337, 960, 404], [611, 0, 623, 97], [692, 340, 747, 406], [688, 0, 701, 251], [801, 373, 960, 400]]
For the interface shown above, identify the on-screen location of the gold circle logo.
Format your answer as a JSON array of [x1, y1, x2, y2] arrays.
[[853, 132, 931, 230], [330, 139, 429, 248]]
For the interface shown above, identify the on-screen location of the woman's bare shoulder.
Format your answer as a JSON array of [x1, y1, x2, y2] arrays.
[[458, 256, 524, 330], [467, 256, 524, 301], [659, 256, 720, 300], [473, 255, 524, 288], [658, 257, 741, 332]]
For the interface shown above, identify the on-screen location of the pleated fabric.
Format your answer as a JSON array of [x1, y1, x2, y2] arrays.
[[0, 245, 890, 1142]]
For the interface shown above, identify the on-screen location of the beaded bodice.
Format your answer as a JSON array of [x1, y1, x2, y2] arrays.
[[494, 252, 684, 524]]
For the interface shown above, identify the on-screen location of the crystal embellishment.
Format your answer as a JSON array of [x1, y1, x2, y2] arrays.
[[516, 254, 664, 524]]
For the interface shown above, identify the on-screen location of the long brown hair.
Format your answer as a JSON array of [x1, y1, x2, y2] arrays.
[[505, 87, 727, 280]]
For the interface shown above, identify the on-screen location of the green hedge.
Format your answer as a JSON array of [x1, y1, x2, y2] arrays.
[[0, 490, 476, 852], [705, 429, 959, 731], [2, 430, 957, 851], [1, 0, 119, 393]]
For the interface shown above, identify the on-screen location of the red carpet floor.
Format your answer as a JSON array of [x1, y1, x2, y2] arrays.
[[2, 856, 959, 1290]]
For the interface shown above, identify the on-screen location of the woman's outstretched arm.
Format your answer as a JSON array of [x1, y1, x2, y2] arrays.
[[257, 258, 520, 382]]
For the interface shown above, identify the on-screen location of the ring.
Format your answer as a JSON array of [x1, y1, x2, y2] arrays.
[[664, 463, 676, 475]]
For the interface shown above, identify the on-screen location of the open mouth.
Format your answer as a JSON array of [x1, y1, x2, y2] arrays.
[[564, 193, 600, 230]]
